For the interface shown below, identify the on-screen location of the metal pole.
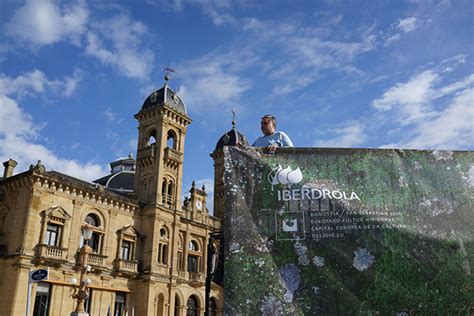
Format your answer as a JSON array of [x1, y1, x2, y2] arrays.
[[26, 271, 32, 316], [204, 234, 213, 316]]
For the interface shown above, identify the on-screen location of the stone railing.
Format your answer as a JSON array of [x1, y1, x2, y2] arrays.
[[37, 244, 68, 260], [189, 272, 205, 283], [114, 258, 138, 273], [207, 216, 221, 230], [88, 253, 108, 266], [164, 147, 183, 164]]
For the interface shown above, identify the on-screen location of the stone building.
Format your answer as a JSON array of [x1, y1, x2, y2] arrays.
[[0, 80, 239, 316]]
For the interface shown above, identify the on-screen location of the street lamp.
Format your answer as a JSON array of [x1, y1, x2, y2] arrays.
[[71, 224, 93, 316], [205, 232, 222, 316]]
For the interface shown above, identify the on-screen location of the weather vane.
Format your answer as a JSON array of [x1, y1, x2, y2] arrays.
[[231, 110, 236, 129], [163, 58, 177, 82]]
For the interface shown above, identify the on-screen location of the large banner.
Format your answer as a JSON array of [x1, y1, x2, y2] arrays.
[[222, 146, 474, 315]]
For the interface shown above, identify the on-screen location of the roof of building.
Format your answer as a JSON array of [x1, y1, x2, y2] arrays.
[[215, 116, 249, 151], [141, 81, 187, 114], [94, 154, 135, 195]]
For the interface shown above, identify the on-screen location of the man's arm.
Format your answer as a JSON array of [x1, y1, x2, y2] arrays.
[[279, 132, 294, 147]]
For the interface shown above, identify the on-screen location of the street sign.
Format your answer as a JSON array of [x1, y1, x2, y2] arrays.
[[29, 269, 48, 283]]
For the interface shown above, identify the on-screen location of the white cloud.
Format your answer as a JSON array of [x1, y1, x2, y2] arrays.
[[178, 52, 252, 113], [372, 70, 439, 124], [372, 63, 474, 150], [0, 96, 106, 181], [383, 17, 420, 46], [0, 69, 81, 98], [0, 71, 106, 181], [152, 0, 235, 25], [104, 107, 122, 123], [314, 122, 366, 148], [401, 88, 474, 149], [5, 0, 89, 46], [396, 17, 418, 33], [85, 15, 154, 80], [241, 18, 377, 95]]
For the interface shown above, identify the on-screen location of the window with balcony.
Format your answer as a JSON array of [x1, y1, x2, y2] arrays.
[[45, 224, 61, 247], [162, 178, 174, 207], [38, 206, 71, 260], [121, 240, 132, 260], [84, 213, 104, 254], [167, 130, 177, 149], [158, 227, 169, 265], [187, 240, 200, 273], [115, 225, 139, 272]]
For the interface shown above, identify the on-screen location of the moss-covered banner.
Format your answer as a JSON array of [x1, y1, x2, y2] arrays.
[[222, 146, 474, 315]]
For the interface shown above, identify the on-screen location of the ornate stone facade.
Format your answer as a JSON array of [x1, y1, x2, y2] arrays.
[[0, 82, 223, 316]]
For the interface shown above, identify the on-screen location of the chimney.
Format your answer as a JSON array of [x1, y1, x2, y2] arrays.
[[3, 159, 18, 178]]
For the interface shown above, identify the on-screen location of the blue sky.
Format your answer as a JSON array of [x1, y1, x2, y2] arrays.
[[1, 0, 473, 210]]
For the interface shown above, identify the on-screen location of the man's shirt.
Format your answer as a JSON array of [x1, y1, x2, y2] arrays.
[[252, 131, 294, 147]]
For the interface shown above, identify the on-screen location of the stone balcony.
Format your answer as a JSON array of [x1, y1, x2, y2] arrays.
[[164, 147, 183, 165], [114, 258, 138, 274], [87, 253, 108, 266], [189, 272, 205, 286], [37, 244, 68, 261]]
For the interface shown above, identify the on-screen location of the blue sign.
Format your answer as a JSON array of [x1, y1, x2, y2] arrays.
[[30, 269, 48, 282]]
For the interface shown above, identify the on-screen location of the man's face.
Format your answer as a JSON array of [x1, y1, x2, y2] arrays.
[[261, 117, 275, 135]]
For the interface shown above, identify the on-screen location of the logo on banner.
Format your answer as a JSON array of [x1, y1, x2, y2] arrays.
[[268, 164, 361, 202], [282, 218, 298, 232], [268, 164, 303, 189]]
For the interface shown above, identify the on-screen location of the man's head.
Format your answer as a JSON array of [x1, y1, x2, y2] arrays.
[[261, 114, 276, 136]]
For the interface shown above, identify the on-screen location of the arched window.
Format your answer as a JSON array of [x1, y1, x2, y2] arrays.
[[84, 213, 103, 253], [186, 295, 199, 316], [187, 240, 200, 273], [162, 178, 174, 207], [209, 298, 217, 316], [167, 130, 177, 149], [157, 293, 165, 316], [158, 227, 169, 265], [148, 130, 157, 146], [161, 179, 168, 204], [85, 214, 100, 227], [177, 234, 184, 270], [188, 241, 198, 252], [174, 295, 180, 316]]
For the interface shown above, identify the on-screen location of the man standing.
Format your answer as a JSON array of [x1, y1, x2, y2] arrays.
[[252, 114, 294, 150]]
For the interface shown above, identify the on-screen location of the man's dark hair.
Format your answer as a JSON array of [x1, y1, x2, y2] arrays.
[[261, 114, 276, 127]]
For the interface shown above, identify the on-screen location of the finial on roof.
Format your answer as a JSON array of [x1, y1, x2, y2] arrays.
[[231, 110, 236, 130], [202, 185, 206, 192], [192, 180, 195, 188], [163, 64, 177, 84], [128, 152, 134, 159]]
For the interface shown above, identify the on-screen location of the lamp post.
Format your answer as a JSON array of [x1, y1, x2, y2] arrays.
[[205, 232, 222, 316], [71, 224, 93, 316]]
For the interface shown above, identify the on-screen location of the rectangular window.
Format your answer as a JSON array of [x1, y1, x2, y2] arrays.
[[33, 282, 51, 316], [45, 224, 60, 247], [90, 232, 101, 253], [187, 255, 198, 273], [121, 241, 131, 260], [114, 292, 126, 316], [85, 289, 93, 314], [178, 251, 183, 270]]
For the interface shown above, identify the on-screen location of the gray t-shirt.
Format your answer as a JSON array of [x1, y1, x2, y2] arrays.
[[252, 131, 294, 147]]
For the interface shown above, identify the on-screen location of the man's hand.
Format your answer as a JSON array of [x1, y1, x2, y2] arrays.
[[268, 143, 278, 152]]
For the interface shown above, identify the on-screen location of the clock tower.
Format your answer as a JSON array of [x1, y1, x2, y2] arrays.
[[188, 180, 207, 222]]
